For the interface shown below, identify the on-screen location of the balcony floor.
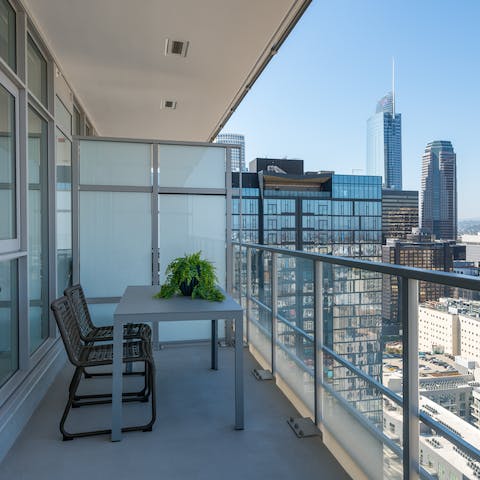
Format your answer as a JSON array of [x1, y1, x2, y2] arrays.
[[0, 344, 349, 480]]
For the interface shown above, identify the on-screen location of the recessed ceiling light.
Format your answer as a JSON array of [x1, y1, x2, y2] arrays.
[[162, 100, 177, 110], [165, 38, 189, 57]]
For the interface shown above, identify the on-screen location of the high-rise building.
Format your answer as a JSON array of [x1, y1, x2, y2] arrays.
[[233, 159, 383, 424], [382, 189, 419, 243], [420, 140, 457, 240], [381, 237, 465, 339], [366, 92, 402, 190], [215, 133, 246, 172]]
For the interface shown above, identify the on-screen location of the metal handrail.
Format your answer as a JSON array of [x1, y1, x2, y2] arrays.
[[233, 241, 480, 290], [233, 240, 480, 478]]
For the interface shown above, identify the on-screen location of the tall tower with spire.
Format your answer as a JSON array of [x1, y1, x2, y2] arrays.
[[366, 62, 402, 189]]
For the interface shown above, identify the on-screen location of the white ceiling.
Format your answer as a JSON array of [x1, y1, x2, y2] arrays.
[[23, 0, 310, 141]]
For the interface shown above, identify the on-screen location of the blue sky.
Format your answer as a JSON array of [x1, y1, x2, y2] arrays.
[[222, 1, 480, 219]]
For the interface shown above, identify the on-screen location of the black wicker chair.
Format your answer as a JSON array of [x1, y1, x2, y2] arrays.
[[51, 296, 156, 441], [65, 284, 151, 378]]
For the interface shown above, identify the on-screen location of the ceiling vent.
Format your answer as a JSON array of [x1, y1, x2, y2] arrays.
[[165, 39, 189, 57], [162, 100, 177, 110]]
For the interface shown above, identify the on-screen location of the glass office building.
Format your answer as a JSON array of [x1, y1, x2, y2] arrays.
[[233, 160, 383, 424], [382, 189, 419, 244], [367, 92, 402, 190], [420, 140, 457, 240], [215, 133, 246, 172]]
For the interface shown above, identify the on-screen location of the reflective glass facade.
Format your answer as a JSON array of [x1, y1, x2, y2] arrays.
[[232, 169, 383, 423], [420, 140, 457, 240], [366, 92, 402, 190]]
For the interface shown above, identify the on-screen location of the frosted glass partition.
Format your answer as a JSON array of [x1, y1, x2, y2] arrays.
[[80, 141, 151, 186], [77, 138, 229, 343], [80, 192, 151, 298], [159, 145, 225, 188], [158, 194, 226, 284], [158, 194, 226, 340]]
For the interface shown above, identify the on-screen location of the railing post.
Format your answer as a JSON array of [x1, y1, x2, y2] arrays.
[[400, 276, 419, 480], [314, 260, 323, 427], [271, 252, 278, 375], [246, 247, 252, 345]]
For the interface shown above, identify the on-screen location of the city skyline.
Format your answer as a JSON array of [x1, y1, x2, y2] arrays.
[[221, 0, 480, 219]]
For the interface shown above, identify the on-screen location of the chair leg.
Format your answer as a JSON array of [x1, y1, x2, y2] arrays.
[[84, 362, 146, 379], [60, 360, 156, 440], [73, 365, 149, 406]]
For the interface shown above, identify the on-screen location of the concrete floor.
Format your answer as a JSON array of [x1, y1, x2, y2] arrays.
[[0, 344, 350, 480]]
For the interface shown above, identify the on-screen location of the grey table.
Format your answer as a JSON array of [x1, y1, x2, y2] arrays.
[[111, 285, 244, 441]]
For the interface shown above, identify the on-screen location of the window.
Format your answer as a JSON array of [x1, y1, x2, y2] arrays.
[[56, 129, 72, 296], [27, 35, 47, 106], [72, 105, 81, 136], [0, 0, 15, 70], [28, 108, 49, 352], [55, 96, 72, 136], [0, 81, 17, 245], [0, 258, 18, 386]]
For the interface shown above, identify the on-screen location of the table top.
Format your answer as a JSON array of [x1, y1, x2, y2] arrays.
[[114, 285, 243, 323]]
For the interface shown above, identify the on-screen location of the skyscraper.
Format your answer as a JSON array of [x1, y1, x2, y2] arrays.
[[381, 237, 464, 339], [420, 141, 457, 240], [382, 189, 419, 243], [215, 133, 245, 172], [366, 92, 402, 190], [233, 160, 383, 424]]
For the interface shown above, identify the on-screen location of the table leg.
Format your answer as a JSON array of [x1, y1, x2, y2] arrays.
[[234, 313, 244, 429], [111, 318, 123, 441], [211, 320, 218, 370], [152, 322, 159, 350]]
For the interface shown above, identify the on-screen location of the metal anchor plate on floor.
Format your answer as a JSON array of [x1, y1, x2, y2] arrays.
[[252, 368, 274, 381], [287, 417, 321, 438]]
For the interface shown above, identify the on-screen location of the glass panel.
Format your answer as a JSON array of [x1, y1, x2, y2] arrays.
[[54, 96, 71, 137], [158, 194, 226, 287], [323, 263, 383, 424], [0, 83, 15, 241], [249, 300, 272, 367], [418, 284, 480, 433], [28, 108, 49, 353], [157, 194, 226, 341], [251, 250, 271, 307], [419, 414, 479, 480], [80, 140, 151, 186], [56, 128, 72, 296], [0, 259, 18, 386], [323, 354, 403, 479], [276, 256, 314, 413], [159, 145, 225, 189], [80, 192, 151, 297], [72, 106, 81, 136], [0, 0, 16, 71], [27, 36, 47, 106]]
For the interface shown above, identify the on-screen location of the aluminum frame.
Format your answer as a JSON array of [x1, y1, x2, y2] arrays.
[[234, 241, 480, 480], [73, 136, 233, 345]]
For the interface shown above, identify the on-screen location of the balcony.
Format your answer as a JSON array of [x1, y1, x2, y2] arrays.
[[231, 243, 480, 480], [0, 344, 349, 480], [2, 1, 480, 479]]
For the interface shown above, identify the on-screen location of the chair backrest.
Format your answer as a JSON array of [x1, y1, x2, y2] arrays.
[[64, 284, 95, 341], [51, 296, 83, 365]]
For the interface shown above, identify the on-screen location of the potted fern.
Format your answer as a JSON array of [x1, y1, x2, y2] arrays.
[[154, 252, 225, 302]]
